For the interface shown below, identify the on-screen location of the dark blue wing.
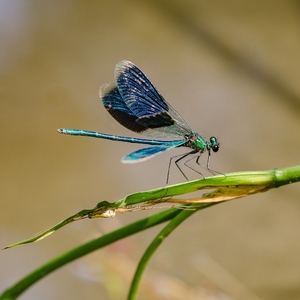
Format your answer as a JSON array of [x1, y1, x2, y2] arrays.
[[115, 61, 168, 116], [115, 61, 193, 138], [100, 83, 147, 133]]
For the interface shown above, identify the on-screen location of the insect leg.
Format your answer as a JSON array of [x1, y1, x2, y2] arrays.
[[195, 151, 224, 176], [166, 150, 197, 183]]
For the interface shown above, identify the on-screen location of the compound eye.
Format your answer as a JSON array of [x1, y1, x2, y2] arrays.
[[209, 136, 219, 152], [212, 145, 219, 152]]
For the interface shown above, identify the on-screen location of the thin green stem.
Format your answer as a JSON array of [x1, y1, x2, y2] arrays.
[[2, 165, 300, 299], [0, 208, 181, 300], [127, 203, 214, 299]]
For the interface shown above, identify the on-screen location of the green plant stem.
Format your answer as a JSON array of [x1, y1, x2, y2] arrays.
[[127, 203, 214, 300], [2, 165, 300, 299], [0, 208, 181, 300]]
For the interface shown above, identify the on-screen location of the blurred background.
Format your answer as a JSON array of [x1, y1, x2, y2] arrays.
[[1, 1, 300, 299]]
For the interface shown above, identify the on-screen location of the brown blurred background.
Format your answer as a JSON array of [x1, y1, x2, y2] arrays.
[[1, 1, 300, 299]]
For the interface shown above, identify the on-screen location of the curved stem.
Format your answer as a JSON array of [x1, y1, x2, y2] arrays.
[[127, 203, 214, 299], [0, 208, 181, 300]]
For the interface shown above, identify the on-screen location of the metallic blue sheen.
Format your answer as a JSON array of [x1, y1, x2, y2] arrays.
[[58, 60, 219, 178]]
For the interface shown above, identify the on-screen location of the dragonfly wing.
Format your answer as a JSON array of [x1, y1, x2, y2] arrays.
[[115, 60, 193, 138], [122, 140, 185, 163], [100, 83, 146, 133], [101, 82, 179, 136]]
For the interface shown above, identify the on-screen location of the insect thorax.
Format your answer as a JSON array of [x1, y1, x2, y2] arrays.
[[184, 133, 207, 152]]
